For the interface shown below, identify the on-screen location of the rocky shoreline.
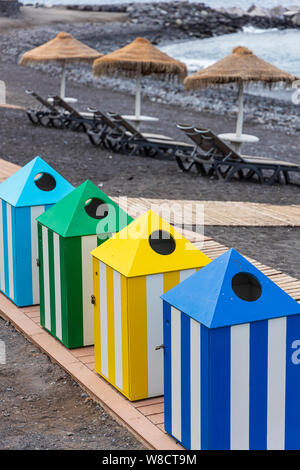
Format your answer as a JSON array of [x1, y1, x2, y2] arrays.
[[16, 2, 300, 42], [0, 0, 20, 17], [64, 1, 300, 41], [1, 2, 300, 136]]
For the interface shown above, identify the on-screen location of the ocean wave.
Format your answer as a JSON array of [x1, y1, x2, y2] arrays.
[[242, 26, 279, 34]]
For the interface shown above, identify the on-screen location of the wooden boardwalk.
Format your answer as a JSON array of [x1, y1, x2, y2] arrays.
[[1, 158, 300, 227], [1, 158, 300, 448], [113, 197, 300, 227], [0, 159, 22, 183], [1, 227, 300, 449]]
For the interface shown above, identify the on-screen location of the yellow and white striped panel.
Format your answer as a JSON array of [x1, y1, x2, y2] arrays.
[[93, 259, 197, 401], [94, 260, 130, 397]]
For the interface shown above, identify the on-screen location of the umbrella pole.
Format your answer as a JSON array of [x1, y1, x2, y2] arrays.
[[60, 61, 66, 99], [135, 74, 141, 121], [236, 81, 244, 138]]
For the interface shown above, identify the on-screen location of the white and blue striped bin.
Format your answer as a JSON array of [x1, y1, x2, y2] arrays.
[[161, 248, 300, 450], [0, 156, 73, 307]]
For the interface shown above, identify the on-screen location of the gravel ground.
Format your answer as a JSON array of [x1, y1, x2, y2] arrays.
[[1, 61, 300, 204], [205, 226, 300, 280], [0, 317, 145, 450], [0, 18, 300, 450]]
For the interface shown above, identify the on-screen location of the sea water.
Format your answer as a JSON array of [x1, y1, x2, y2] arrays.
[[161, 27, 300, 76], [20, 0, 300, 100], [160, 27, 300, 101]]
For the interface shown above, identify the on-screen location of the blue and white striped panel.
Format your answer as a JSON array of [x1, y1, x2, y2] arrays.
[[14, 205, 49, 306], [163, 304, 210, 450], [164, 308, 300, 450], [0, 199, 49, 306], [0, 201, 4, 293], [210, 316, 290, 450], [30, 206, 46, 304], [0, 199, 15, 301], [285, 314, 300, 450]]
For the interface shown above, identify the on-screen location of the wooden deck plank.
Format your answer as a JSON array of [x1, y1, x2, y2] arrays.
[[71, 346, 95, 357], [118, 197, 300, 227], [136, 403, 164, 416], [133, 397, 164, 408], [148, 413, 165, 425]]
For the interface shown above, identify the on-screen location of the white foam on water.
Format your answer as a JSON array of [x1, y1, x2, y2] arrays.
[[242, 26, 279, 34], [161, 29, 300, 77]]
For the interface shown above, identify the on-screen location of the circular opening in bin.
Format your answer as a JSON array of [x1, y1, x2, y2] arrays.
[[34, 172, 56, 191], [149, 230, 176, 255], [84, 198, 109, 220], [231, 272, 262, 302]]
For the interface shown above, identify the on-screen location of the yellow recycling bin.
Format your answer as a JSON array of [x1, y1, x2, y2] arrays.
[[90, 210, 211, 401]]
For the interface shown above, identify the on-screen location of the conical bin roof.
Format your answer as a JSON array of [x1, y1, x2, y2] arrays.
[[36, 180, 133, 238], [0, 156, 74, 207], [91, 210, 211, 277], [162, 248, 300, 328]]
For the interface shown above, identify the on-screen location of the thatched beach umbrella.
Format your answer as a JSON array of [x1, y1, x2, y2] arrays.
[[184, 46, 296, 138], [20, 32, 103, 99], [93, 37, 187, 120]]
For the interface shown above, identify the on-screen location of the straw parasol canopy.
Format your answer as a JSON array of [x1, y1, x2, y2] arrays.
[[184, 46, 297, 137], [93, 37, 187, 80], [20, 32, 103, 98], [93, 37, 187, 120]]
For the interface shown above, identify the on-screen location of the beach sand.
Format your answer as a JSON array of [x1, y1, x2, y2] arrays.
[[0, 6, 128, 31]]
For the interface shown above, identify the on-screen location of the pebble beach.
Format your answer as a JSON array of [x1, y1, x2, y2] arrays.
[[0, 1, 300, 450]]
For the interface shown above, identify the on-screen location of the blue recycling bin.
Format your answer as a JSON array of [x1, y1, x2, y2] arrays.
[[0, 156, 73, 306], [162, 248, 300, 450]]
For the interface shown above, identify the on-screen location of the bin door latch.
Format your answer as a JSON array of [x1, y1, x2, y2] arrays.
[[36, 258, 40, 267], [155, 344, 165, 351], [91, 295, 96, 305]]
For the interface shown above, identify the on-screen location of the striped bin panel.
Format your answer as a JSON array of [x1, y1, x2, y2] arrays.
[[93, 259, 197, 401], [38, 224, 100, 348], [163, 305, 300, 450], [0, 199, 50, 306]]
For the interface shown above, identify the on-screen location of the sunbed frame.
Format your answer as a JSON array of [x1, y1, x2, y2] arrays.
[[25, 89, 58, 127], [176, 124, 300, 185], [86, 110, 125, 150], [106, 113, 194, 158], [25, 91, 104, 133], [87, 111, 193, 158], [48, 96, 103, 132]]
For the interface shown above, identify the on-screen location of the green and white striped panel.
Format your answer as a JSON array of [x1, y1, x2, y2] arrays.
[[38, 224, 99, 348]]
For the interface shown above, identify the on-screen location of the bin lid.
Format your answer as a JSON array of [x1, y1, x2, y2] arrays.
[[90, 210, 211, 277], [0, 156, 74, 207], [36, 179, 133, 238], [161, 248, 300, 328]]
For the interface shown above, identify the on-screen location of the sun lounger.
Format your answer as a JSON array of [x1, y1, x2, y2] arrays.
[[105, 112, 194, 158], [49, 96, 103, 132], [176, 124, 300, 185], [86, 109, 126, 150], [87, 110, 193, 158], [107, 112, 174, 141], [87, 110, 174, 152], [25, 89, 59, 127], [25, 91, 102, 132]]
